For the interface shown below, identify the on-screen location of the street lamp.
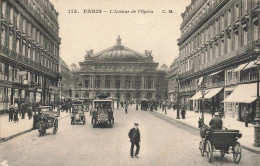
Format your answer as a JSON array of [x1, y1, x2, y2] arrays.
[[69, 88, 72, 100], [116, 83, 120, 109], [78, 82, 82, 99], [253, 46, 260, 147], [200, 83, 206, 115], [176, 74, 180, 119], [135, 88, 139, 110], [155, 82, 159, 111]]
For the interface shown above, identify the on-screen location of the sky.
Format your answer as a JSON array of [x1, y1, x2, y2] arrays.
[[49, 0, 191, 69]]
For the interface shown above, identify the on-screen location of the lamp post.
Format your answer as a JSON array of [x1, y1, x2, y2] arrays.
[[135, 88, 139, 110], [200, 83, 206, 115], [78, 82, 82, 99], [116, 83, 120, 109], [155, 82, 159, 111], [69, 88, 72, 100], [253, 46, 260, 147], [176, 74, 180, 119]]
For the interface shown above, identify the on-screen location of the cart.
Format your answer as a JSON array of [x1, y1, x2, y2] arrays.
[[199, 129, 242, 163], [37, 106, 58, 137]]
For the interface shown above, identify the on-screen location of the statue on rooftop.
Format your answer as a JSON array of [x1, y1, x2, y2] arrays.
[[85, 49, 93, 60]]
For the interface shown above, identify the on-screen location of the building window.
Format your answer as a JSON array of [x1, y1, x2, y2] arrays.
[[105, 80, 110, 89], [10, 7, 14, 24], [1, 27, 6, 46], [235, 3, 239, 20], [22, 43, 26, 56], [17, 13, 20, 29], [221, 15, 225, 30], [227, 10, 231, 26], [234, 32, 239, 49], [1, 1, 6, 18], [220, 40, 224, 55], [125, 81, 130, 89], [254, 22, 259, 41], [16, 38, 20, 53], [85, 80, 89, 88], [243, 0, 248, 15], [215, 43, 219, 58], [95, 80, 101, 88], [23, 19, 26, 33], [243, 29, 248, 45]]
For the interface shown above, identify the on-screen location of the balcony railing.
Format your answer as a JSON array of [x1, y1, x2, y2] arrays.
[[0, 45, 58, 77]]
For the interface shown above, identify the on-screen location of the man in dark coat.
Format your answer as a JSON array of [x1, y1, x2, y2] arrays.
[[9, 105, 14, 122], [181, 107, 186, 119], [209, 112, 223, 130], [128, 123, 141, 158]]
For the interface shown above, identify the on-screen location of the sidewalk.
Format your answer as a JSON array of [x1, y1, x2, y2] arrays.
[[154, 108, 260, 154], [0, 109, 70, 142]]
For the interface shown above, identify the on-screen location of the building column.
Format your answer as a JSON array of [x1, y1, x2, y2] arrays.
[[153, 76, 155, 90], [141, 75, 144, 90]]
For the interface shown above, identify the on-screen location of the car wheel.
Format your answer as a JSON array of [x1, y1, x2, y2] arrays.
[[93, 118, 97, 128], [82, 117, 85, 125]]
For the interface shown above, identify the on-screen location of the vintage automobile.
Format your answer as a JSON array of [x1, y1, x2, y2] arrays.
[[71, 103, 86, 125], [37, 106, 58, 137], [91, 98, 114, 128]]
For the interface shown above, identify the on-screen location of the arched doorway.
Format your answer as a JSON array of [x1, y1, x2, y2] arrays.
[[125, 92, 131, 101], [146, 92, 152, 100], [84, 92, 89, 98]]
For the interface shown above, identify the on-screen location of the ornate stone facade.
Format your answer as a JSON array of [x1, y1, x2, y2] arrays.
[[71, 36, 167, 102], [0, 0, 60, 113]]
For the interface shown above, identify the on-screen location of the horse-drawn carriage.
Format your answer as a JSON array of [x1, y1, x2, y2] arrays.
[[199, 127, 242, 163], [37, 106, 58, 137]]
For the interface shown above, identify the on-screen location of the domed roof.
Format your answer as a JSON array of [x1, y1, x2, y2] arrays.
[[85, 36, 154, 63]]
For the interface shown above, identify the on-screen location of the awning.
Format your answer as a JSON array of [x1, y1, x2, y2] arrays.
[[208, 71, 222, 76], [204, 87, 223, 99], [243, 61, 255, 70], [234, 63, 248, 72], [198, 77, 203, 85], [190, 89, 210, 100], [222, 83, 260, 103]]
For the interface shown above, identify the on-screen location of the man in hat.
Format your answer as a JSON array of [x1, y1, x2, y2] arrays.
[[209, 112, 223, 130], [128, 123, 141, 158], [9, 105, 14, 122]]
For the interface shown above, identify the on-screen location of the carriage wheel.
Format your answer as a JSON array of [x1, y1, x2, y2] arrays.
[[199, 140, 205, 156], [233, 142, 242, 164], [220, 150, 225, 157], [205, 140, 212, 162], [53, 119, 58, 134]]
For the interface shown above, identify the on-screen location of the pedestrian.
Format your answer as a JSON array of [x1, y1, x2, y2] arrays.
[[244, 110, 250, 127], [136, 102, 138, 110], [28, 105, 32, 120], [8, 105, 14, 122], [128, 123, 140, 158], [13, 109, 19, 123], [181, 106, 186, 119], [211, 105, 214, 117], [125, 104, 128, 114], [21, 103, 26, 119]]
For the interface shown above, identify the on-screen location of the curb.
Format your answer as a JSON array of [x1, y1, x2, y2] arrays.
[[152, 111, 260, 154], [0, 114, 70, 144]]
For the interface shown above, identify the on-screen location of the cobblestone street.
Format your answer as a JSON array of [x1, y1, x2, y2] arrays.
[[0, 106, 259, 166]]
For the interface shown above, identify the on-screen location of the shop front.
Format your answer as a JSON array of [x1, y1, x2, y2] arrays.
[[223, 83, 259, 121]]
